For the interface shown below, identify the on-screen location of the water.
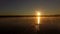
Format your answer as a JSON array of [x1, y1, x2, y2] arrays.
[[0, 17, 60, 34]]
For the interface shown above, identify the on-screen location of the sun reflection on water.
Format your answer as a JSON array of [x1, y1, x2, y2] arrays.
[[34, 11, 41, 32], [37, 12, 41, 24]]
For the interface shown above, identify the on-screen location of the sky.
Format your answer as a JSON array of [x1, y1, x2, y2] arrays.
[[0, 0, 60, 15]]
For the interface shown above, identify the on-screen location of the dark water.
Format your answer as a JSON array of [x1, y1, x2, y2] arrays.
[[0, 17, 60, 34]]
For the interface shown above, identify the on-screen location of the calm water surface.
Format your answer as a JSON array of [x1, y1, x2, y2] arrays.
[[0, 17, 60, 34]]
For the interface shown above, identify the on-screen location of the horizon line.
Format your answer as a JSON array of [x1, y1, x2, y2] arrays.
[[0, 15, 60, 17]]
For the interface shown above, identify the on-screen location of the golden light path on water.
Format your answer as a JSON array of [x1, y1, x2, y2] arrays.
[[35, 11, 41, 32], [37, 12, 41, 24]]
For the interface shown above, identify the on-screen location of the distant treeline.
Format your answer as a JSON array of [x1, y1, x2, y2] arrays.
[[0, 15, 60, 17]]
